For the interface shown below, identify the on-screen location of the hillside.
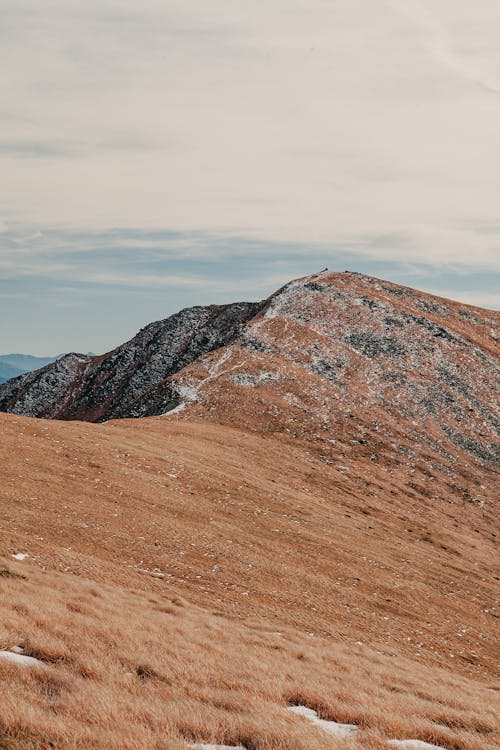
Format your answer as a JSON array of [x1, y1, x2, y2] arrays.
[[0, 360, 22, 384], [0, 272, 498, 750]]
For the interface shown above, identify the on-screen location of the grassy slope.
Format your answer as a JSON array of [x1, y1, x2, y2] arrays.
[[0, 413, 498, 749]]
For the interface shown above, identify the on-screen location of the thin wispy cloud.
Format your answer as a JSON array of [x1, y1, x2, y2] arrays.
[[2, 221, 500, 272], [1, 225, 498, 296], [0, 141, 80, 159]]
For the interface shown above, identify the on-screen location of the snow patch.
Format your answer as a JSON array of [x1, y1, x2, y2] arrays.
[[12, 552, 28, 561], [0, 650, 43, 668], [388, 741, 446, 750], [176, 384, 200, 403], [264, 280, 303, 319], [190, 745, 246, 750], [164, 384, 200, 415], [203, 347, 249, 384], [288, 705, 359, 738]]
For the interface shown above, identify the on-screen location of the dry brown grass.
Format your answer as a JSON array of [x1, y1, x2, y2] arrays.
[[0, 412, 498, 749], [0, 558, 498, 750]]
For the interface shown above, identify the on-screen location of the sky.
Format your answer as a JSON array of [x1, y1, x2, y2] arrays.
[[1, 0, 499, 355]]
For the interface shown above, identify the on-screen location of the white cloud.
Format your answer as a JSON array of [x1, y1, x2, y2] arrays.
[[13, 230, 43, 244]]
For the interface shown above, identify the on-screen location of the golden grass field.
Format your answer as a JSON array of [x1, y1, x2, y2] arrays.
[[1, 412, 498, 749]]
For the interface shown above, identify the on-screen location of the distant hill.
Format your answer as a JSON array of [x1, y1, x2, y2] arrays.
[[0, 360, 24, 384], [0, 354, 63, 385], [0, 273, 497, 471], [0, 353, 63, 371], [0, 268, 498, 497], [0, 353, 94, 385]]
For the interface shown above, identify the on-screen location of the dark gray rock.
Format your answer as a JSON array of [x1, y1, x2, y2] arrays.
[[345, 332, 406, 358]]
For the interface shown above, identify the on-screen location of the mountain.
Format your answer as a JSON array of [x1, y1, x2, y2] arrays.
[[0, 361, 23, 384], [0, 353, 63, 384], [0, 353, 63, 372], [0, 271, 498, 750]]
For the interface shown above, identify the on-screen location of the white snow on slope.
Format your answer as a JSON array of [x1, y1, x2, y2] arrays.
[[388, 740, 446, 749], [288, 705, 359, 738], [0, 651, 43, 668], [163, 384, 200, 416], [12, 552, 28, 560]]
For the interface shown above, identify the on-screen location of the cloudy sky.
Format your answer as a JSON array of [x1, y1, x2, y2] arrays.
[[1, 0, 499, 354]]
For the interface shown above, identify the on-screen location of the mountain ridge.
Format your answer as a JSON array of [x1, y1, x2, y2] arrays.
[[1, 271, 498, 424], [0, 301, 264, 421]]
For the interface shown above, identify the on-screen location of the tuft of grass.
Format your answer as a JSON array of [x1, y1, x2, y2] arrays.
[[0, 568, 26, 581]]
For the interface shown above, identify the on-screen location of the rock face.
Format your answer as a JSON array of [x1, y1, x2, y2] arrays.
[[0, 271, 498, 500], [0, 302, 264, 421]]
